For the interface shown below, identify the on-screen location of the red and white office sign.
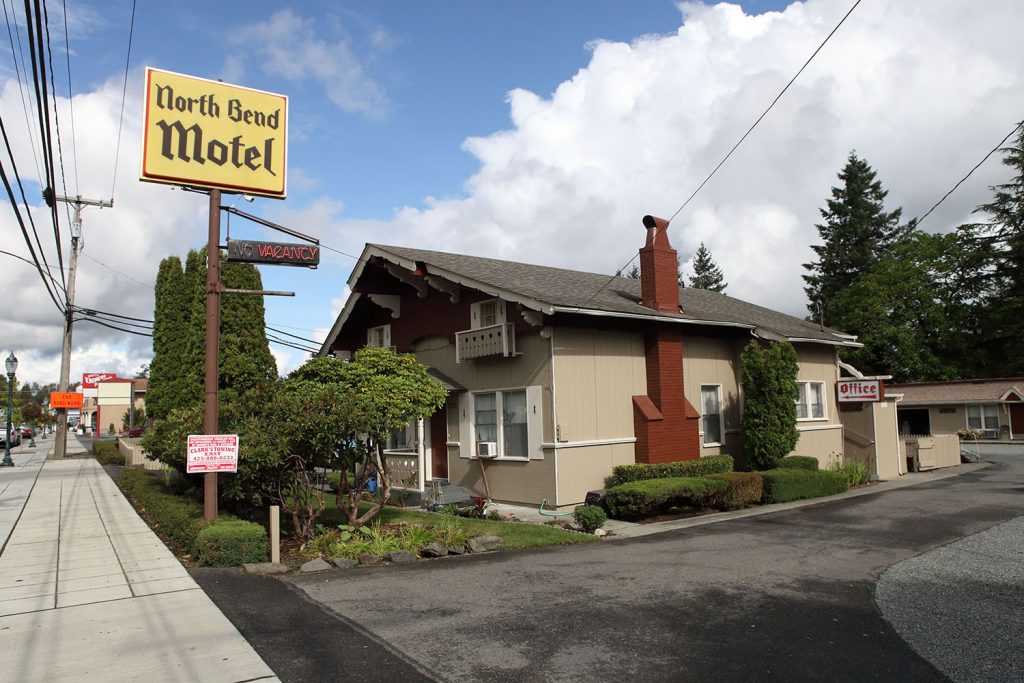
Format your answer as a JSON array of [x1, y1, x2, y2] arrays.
[[186, 434, 239, 474], [82, 372, 119, 389], [837, 379, 885, 403]]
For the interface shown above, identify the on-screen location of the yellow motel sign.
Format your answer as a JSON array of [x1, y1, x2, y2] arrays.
[[140, 67, 287, 198]]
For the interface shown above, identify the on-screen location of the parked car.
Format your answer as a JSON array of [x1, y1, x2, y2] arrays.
[[21, 426, 33, 438], [3, 427, 21, 447], [126, 427, 145, 438]]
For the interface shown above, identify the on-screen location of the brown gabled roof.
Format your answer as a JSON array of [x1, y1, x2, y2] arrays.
[[367, 244, 857, 346], [887, 378, 1024, 405]]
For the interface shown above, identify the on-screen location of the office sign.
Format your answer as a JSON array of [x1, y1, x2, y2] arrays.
[[226, 238, 319, 267], [837, 379, 885, 403], [186, 434, 239, 474], [141, 67, 287, 198], [50, 392, 84, 409]]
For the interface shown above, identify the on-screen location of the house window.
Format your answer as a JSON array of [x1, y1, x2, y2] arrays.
[[701, 384, 723, 446], [387, 425, 409, 450], [470, 299, 505, 330], [796, 381, 826, 420], [367, 324, 391, 349], [967, 405, 998, 431], [473, 390, 528, 459]]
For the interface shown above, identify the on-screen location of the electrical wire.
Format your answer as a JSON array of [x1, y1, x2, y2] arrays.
[[265, 325, 322, 346], [914, 120, 1024, 228], [79, 251, 153, 287], [570, 0, 863, 314], [60, 0, 77, 195], [42, 0, 75, 238], [3, 0, 43, 186], [110, 0, 136, 200], [74, 316, 152, 337]]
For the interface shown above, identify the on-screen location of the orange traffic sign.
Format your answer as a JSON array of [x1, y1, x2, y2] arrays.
[[50, 392, 83, 409]]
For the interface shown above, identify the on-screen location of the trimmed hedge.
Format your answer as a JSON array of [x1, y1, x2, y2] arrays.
[[93, 440, 125, 466], [605, 477, 728, 520], [706, 472, 764, 509], [760, 469, 848, 504], [611, 455, 734, 487], [776, 456, 819, 471], [119, 468, 267, 566], [195, 519, 268, 566]]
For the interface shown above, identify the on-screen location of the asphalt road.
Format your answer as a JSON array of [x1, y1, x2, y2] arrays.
[[197, 449, 1023, 682]]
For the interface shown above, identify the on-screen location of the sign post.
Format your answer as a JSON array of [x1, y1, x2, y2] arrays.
[[141, 68, 288, 522]]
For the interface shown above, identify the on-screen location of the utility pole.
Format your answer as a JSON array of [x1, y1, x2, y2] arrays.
[[204, 189, 222, 521], [52, 195, 113, 460]]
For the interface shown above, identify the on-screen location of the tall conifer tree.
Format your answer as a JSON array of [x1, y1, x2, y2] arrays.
[[803, 152, 908, 322], [688, 242, 727, 292], [147, 256, 187, 419]]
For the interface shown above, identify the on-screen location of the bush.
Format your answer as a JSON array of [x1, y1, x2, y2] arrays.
[[605, 477, 728, 520], [830, 458, 870, 487], [119, 468, 208, 552], [776, 456, 819, 471], [195, 519, 268, 566], [573, 505, 607, 533], [705, 472, 764, 509], [93, 440, 125, 466], [760, 469, 848, 504], [610, 455, 734, 486]]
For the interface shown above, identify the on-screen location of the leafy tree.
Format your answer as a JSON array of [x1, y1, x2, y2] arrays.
[[134, 363, 150, 379], [803, 152, 909, 322], [147, 256, 188, 420], [740, 340, 799, 469], [961, 126, 1024, 375], [688, 242, 727, 292], [285, 349, 447, 528]]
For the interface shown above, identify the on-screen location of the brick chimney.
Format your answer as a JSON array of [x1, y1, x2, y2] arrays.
[[638, 214, 681, 314], [632, 215, 700, 464]]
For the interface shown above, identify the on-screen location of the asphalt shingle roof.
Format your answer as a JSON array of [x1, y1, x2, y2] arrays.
[[887, 379, 1024, 405], [368, 244, 853, 344]]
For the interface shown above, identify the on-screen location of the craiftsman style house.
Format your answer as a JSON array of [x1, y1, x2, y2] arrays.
[[319, 215, 862, 508]]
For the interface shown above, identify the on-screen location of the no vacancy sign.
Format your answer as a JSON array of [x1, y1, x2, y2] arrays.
[[187, 434, 239, 474]]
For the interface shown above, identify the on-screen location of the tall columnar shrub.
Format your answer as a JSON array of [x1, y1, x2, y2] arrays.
[[740, 341, 799, 470], [147, 256, 188, 420]]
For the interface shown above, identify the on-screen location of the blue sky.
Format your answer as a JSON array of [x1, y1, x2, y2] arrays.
[[3, 0, 1024, 384]]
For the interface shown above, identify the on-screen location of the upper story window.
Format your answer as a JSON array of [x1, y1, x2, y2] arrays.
[[470, 299, 505, 330], [796, 381, 826, 420], [367, 324, 391, 349], [700, 384, 723, 446]]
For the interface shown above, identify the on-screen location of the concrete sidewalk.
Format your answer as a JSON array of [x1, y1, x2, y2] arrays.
[[0, 433, 278, 682]]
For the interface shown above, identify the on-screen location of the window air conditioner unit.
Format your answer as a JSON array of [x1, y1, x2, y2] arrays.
[[477, 441, 498, 458]]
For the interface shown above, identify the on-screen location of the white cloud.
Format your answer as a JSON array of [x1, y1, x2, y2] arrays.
[[226, 9, 390, 119], [332, 0, 1024, 318]]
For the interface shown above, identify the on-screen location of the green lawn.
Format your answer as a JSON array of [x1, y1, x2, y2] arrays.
[[320, 499, 597, 550]]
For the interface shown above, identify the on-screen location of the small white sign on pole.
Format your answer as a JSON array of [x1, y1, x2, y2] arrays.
[[837, 379, 885, 403], [186, 434, 239, 474]]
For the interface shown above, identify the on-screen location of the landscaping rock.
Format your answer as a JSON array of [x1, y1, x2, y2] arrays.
[[243, 562, 290, 575], [332, 557, 358, 569], [447, 545, 467, 556], [385, 550, 417, 564], [300, 558, 332, 574], [594, 528, 607, 537], [467, 535, 503, 553], [420, 542, 447, 558], [357, 553, 382, 566]]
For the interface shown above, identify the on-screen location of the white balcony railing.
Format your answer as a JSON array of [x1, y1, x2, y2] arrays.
[[455, 323, 516, 362]]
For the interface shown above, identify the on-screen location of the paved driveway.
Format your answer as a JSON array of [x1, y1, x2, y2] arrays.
[[287, 453, 1023, 682]]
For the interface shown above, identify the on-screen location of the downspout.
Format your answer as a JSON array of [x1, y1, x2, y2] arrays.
[[548, 326, 560, 508], [416, 417, 426, 493]]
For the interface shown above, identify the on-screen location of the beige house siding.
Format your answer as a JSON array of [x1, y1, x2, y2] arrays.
[[448, 449, 557, 506], [555, 442, 637, 508], [683, 334, 744, 457], [791, 345, 843, 466], [928, 406, 965, 435], [873, 401, 902, 479]]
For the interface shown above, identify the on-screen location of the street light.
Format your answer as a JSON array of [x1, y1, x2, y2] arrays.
[[2, 351, 16, 467]]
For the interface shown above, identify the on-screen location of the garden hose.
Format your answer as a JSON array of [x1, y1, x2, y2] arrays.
[[538, 499, 574, 517]]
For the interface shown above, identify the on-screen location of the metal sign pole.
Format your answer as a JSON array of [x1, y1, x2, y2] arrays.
[[204, 189, 222, 522]]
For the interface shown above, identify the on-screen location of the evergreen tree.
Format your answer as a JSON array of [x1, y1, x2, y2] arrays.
[[627, 264, 640, 279], [688, 242, 727, 292], [803, 152, 908, 322], [146, 256, 187, 420], [962, 126, 1024, 375], [740, 340, 799, 469]]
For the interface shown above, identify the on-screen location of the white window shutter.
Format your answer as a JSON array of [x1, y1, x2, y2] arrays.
[[458, 392, 472, 459], [383, 324, 392, 348], [496, 300, 506, 325], [470, 301, 481, 330], [526, 385, 543, 460]]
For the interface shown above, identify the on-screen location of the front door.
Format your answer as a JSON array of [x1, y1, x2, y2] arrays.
[[430, 408, 449, 479], [1010, 403, 1024, 439]]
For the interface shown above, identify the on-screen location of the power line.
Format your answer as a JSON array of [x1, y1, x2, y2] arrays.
[[42, 0, 75, 237], [571, 0, 864, 314], [79, 251, 153, 287], [74, 315, 152, 337], [2, 0, 43, 186], [60, 0, 77, 195], [915, 120, 1024, 228], [265, 324, 322, 346], [110, 0, 136, 200]]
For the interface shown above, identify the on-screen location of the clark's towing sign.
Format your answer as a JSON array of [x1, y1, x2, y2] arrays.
[[140, 67, 287, 198]]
